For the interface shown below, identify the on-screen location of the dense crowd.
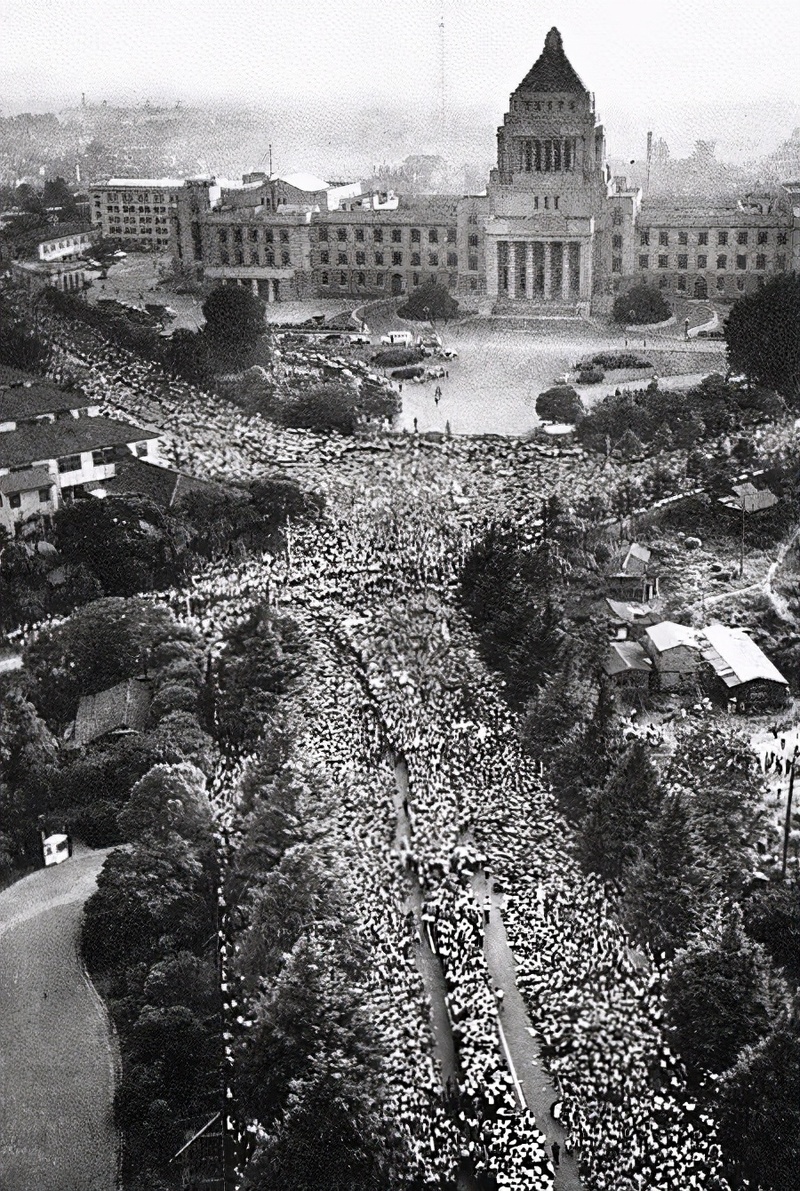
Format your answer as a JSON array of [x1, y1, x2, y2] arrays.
[[11, 297, 751, 1190]]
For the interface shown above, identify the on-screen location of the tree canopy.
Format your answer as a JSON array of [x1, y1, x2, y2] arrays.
[[725, 273, 800, 402], [201, 284, 266, 353], [398, 279, 460, 322], [612, 283, 671, 325]]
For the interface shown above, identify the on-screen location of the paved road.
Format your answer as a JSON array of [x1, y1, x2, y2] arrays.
[[474, 874, 584, 1191], [0, 847, 118, 1191]]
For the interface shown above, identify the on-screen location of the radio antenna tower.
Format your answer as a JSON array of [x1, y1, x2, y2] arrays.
[[438, 7, 446, 133]]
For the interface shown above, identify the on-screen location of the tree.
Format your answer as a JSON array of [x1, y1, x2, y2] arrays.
[[744, 879, 800, 983], [25, 597, 178, 727], [580, 742, 661, 881], [535, 385, 585, 424], [277, 383, 360, 435], [53, 494, 184, 596], [398, 279, 460, 322], [116, 762, 212, 846], [716, 1008, 800, 1191], [248, 476, 324, 535], [201, 284, 265, 357], [214, 610, 304, 751], [160, 327, 213, 384], [725, 273, 800, 402], [0, 294, 49, 373], [612, 283, 670, 325], [664, 904, 782, 1078]]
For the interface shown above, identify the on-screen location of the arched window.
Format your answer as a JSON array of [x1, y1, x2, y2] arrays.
[[534, 141, 542, 171]]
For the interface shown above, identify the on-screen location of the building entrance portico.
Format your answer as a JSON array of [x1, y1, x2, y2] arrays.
[[492, 237, 586, 301]]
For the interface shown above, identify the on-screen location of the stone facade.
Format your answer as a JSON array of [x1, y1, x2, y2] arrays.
[[167, 26, 800, 311]]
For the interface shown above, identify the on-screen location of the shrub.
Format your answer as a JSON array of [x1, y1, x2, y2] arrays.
[[588, 352, 652, 370], [536, 385, 585, 424], [372, 347, 424, 367], [577, 365, 605, 384], [613, 283, 671, 325], [398, 280, 460, 321]]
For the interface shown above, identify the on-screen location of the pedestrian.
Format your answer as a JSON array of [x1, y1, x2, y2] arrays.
[[413, 416, 418, 433], [551, 1142, 561, 1168]]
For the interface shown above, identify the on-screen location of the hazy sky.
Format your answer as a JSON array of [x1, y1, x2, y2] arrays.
[[3, 0, 799, 155]]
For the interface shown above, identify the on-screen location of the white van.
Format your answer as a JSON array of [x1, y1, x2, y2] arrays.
[[380, 330, 414, 347]]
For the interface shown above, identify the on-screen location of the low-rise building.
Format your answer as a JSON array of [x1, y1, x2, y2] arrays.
[[607, 542, 661, 603], [643, 621, 702, 692], [700, 624, 789, 710], [603, 639, 653, 698], [69, 678, 151, 749], [718, 481, 779, 515], [0, 413, 162, 531]]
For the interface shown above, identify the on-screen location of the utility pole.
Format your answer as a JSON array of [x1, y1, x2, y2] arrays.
[[740, 491, 746, 578], [782, 745, 798, 879]]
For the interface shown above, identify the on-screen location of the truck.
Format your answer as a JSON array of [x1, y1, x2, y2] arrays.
[[380, 330, 414, 347]]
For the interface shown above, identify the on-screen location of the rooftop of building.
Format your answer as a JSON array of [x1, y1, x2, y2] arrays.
[[0, 467, 54, 495], [517, 28, 587, 95], [604, 639, 653, 675], [99, 456, 226, 508], [701, 624, 787, 688], [96, 177, 189, 189], [639, 203, 793, 226], [0, 416, 158, 469], [70, 678, 151, 748], [0, 382, 93, 422], [37, 224, 92, 245], [644, 621, 700, 653]]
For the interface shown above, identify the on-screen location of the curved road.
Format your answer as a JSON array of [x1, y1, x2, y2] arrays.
[[0, 846, 118, 1191]]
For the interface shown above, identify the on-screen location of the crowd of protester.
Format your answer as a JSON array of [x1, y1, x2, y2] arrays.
[[10, 294, 761, 1190]]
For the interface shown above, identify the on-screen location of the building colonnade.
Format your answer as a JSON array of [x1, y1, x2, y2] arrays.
[[494, 239, 584, 300]]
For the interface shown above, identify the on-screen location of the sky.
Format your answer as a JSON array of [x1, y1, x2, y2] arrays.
[[3, 0, 799, 156]]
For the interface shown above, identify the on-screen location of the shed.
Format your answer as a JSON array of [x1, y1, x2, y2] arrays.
[[700, 625, 789, 710], [718, 482, 778, 515], [603, 640, 653, 696]]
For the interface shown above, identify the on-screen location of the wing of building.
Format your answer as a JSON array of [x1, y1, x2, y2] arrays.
[[90, 28, 800, 315]]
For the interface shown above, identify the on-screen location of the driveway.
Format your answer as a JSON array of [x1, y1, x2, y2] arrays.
[[0, 847, 118, 1191]]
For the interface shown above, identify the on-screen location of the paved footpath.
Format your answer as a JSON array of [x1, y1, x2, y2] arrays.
[[0, 846, 118, 1191], [474, 873, 584, 1191]]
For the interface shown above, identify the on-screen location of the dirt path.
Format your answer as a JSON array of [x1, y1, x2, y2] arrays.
[[0, 847, 118, 1191]]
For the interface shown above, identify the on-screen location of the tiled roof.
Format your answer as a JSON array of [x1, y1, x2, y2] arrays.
[[0, 417, 157, 469], [701, 625, 787, 688], [0, 467, 54, 495], [0, 384, 90, 421], [101, 456, 223, 507], [517, 28, 587, 94], [70, 678, 151, 748], [719, 483, 779, 513]]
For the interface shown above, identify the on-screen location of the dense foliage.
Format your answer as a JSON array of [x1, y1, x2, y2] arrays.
[[725, 273, 800, 401], [612, 283, 671, 325], [398, 279, 460, 322], [535, 385, 585, 424]]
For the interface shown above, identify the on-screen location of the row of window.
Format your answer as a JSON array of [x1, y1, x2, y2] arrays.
[[633, 253, 782, 271], [319, 250, 458, 268], [515, 138, 578, 174], [319, 270, 459, 289], [219, 249, 291, 267], [218, 227, 290, 245], [512, 98, 578, 113], [318, 225, 456, 244], [640, 229, 786, 247]]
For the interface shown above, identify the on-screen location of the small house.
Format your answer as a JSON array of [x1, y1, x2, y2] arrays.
[[603, 639, 653, 699], [643, 621, 702, 692], [718, 481, 778, 516], [607, 542, 661, 603]]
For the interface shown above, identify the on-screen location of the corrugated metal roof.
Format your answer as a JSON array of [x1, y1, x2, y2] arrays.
[[604, 640, 653, 675], [701, 625, 787, 688], [645, 621, 700, 653]]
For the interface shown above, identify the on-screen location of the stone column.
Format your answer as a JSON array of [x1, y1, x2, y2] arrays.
[[562, 242, 570, 301], [508, 243, 517, 298], [543, 241, 552, 299], [526, 241, 534, 299], [486, 237, 499, 299]]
